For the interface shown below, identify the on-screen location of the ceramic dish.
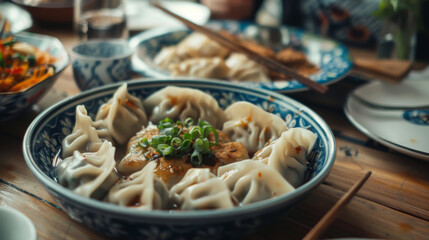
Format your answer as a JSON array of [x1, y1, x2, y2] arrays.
[[71, 39, 133, 91], [0, 206, 36, 240], [344, 79, 429, 161], [0, 2, 32, 33], [129, 20, 353, 93], [23, 79, 335, 239], [0, 32, 69, 122], [126, 0, 210, 31]]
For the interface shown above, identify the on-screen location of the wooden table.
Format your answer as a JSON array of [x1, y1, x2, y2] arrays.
[[1, 25, 429, 240]]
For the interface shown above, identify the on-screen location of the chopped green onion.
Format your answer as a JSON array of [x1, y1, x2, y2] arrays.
[[191, 150, 202, 166], [182, 132, 192, 141], [190, 127, 201, 139], [203, 139, 210, 152], [198, 119, 210, 127], [181, 139, 191, 150], [3, 39, 16, 46], [160, 146, 173, 156], [157, 144, 170, 156], [0, 53, 4, 68], [171, 137, 182, 150], [160, 117, 173, 124], [27, 55, 36, 67], [193, 138, 205, 152], [164, 126, 178, 136], [203, 126, 219, 146], [136, 117, 219, 161], [184, 117, 194, 127], [158, 135, 167, 144], [138, 137, 149, 148]]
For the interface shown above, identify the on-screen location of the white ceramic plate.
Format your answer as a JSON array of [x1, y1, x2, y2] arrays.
[[125, 0, 210, 31], [344, 75, 429, 161], [0, 2, 32, 33]]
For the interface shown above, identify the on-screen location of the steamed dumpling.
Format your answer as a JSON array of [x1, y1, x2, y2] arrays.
[[226, 53, 271, 82], [96, 84, 148, 145], [253, 128, 317, 187], [55, 141, 118, 200], [62, 105, 112, 158], [154, 46, 181, 70], [170, 169, 235, 210], [117, 125, 157, 175], [107, 161, 170, 210], [143, 86, 227, 129], [218, 160, 294, 205], [176, 32, 230, 59], [168, 57, 230, 79], [222, 101, 288, 154]]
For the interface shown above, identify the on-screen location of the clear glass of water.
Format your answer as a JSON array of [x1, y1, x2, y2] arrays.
[[74, 0, 128, 41]]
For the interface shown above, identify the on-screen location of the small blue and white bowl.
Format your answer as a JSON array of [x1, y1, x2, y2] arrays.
[[23, 79, 336, 239], [71, 40, 133, 91]]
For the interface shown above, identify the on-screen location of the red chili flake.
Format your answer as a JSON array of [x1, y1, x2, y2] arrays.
[[5, 67, 22, 75], [295, 146, 302, 154], [125, 99, 137, 109]]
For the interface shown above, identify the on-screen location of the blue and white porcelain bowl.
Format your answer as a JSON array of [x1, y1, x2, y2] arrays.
[[71, 40, 133, 91], [130, 20, 353, 93], [0, 32, 69, 122], [23, 79, 336, 239]]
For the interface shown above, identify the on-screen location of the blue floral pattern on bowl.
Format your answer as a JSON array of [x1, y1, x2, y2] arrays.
[[72, 40, 132, 91], [23, 79, 336, 239], [403, 110, 429, 126], [0, 32, 69, 122], [130, 20, 353, 93]]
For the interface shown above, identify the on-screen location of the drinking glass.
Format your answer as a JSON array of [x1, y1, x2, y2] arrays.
[[74, 0, 128, 41]]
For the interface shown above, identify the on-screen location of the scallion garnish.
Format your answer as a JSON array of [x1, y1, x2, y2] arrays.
[[137, 117, 219, 166], [3, 39, 16, 46]]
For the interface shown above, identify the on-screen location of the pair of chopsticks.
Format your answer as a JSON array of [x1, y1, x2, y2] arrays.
[[151, 2, 328, 94], [303, 171, 372, 240]]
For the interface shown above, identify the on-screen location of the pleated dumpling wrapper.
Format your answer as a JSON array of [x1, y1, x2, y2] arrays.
[[222, 101, 288, 154], [253, 128, 317, 187], [143, 86, 227, 129], [170, 168, 235, 210], [55, 141, 118, 200], [218, 160, 294, 205], [107, 161, 170, 210], [96, 83, 148, 145]]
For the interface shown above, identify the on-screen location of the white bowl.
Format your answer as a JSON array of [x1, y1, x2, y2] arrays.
[[0, 206, 36, 240]]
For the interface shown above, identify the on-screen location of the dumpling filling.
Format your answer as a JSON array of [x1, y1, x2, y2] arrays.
[[118, 118, 249, 188]]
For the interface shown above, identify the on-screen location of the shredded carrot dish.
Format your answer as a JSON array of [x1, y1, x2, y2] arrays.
[[0, 36, 56, 93]]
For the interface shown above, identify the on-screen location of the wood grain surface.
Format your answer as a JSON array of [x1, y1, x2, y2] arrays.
[[0, 25, 428, 240]]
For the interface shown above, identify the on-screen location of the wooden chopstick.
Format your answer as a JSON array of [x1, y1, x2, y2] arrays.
[[303, 171, 372, 240], [151, 1, 328, 94]]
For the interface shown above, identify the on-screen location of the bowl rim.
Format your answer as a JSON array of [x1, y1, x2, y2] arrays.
[[0, 32, 69, 96], [23, 78, 336, 221], [71, 39, 133, 61]]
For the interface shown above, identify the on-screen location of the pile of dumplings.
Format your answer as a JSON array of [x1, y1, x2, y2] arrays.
[[55, 84, 317, 211], [154, 32, 272, 82]]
